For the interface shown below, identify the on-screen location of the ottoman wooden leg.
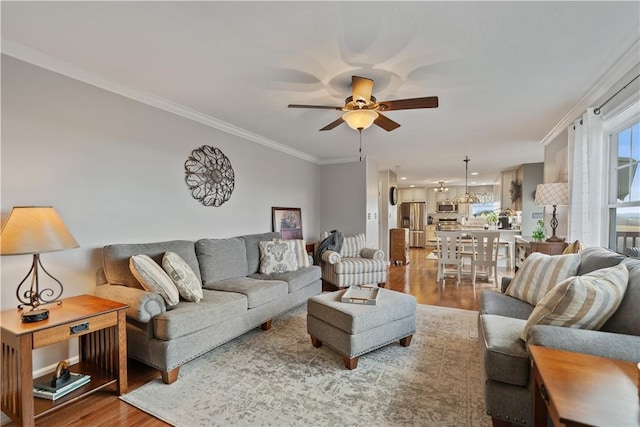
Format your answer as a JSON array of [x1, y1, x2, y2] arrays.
[[310, 335, 323, 348], [399, 335, 413, 347], [343, 355, 359, 370]]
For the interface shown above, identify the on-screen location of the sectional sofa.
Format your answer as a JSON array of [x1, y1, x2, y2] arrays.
[[96, 232, 322, 383]]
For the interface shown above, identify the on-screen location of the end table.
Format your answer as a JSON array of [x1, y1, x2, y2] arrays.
[[1, 294, 128, 427]]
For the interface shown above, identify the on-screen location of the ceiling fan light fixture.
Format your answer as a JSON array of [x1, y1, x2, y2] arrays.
[[434, 181, 449, 193], [342, 110, 379, 131]]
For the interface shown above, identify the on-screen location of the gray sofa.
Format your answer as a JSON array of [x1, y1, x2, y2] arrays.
[[478, 246, 640, 426], [96, 232, 322, 384]]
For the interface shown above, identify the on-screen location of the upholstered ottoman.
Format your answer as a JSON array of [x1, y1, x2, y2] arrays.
[[307, 288, 417, 369]]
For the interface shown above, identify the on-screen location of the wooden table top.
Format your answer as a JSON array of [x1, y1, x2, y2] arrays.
[[1, 294, 128, 335], [530, 345, 639, 427]]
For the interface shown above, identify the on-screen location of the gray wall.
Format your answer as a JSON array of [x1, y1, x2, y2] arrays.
[[1, 56, 321, 371]]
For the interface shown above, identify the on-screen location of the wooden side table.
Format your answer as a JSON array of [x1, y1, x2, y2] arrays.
[[1, 294, 128, 427], [530, 345, 639, 427]]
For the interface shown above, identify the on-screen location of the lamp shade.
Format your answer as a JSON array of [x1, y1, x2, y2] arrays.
[[341, 110, 379, 130], [535, 183, 569, 206], [1, 206, 79, 255]]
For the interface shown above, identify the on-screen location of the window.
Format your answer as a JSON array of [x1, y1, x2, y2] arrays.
[[608, 117, 640, 257]]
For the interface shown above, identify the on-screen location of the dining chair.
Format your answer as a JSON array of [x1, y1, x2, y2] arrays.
[[469, 231, 500, 287], [435, 230, 464, 285]]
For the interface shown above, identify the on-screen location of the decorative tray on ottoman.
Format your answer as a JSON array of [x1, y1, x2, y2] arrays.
[[341, 286, 380, 305]]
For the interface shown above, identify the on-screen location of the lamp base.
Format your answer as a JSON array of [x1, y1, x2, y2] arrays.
[[545, 236, 565, 243], [21, 308, 49, 323]]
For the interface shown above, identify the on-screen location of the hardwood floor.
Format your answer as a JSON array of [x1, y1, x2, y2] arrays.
[[8, 247, 514, 427]]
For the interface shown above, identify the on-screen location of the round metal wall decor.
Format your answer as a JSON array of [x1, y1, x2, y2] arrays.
[[185, 146, 235, 207]]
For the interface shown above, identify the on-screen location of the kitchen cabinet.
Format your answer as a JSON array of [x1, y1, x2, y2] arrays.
[[399, 187, 426, 202], [425, 225, 437, 245], [390, 228, 410, 265]]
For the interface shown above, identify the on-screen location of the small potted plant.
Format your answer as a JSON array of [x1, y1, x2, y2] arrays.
[[484, 212, 498, 229], [532, 220, 546, 241]]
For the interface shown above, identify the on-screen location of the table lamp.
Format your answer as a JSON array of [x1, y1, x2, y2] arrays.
[[535, 183, 569, 242], [0, 206, 79, 322]]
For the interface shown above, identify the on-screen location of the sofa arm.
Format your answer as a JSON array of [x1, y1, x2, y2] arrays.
[[321, 250, 341, 264], [501, 276, 513, 293], [527, 325, 640, 363], [360, 248, 385, 260], [96, 283, 166, 323]]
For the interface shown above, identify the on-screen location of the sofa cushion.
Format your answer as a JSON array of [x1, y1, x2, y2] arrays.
[[521, 263, 629, 341], [334, 258, 388, 274], [196, 238, 248, 283], [153, 289, 248, 340], [249, 265, 322, 293], [203, 277, 288, 309], [602, 257, 640, 335], [129, 255, 180, 307], [577, 246, 625, 275], [479, 290, 534, 320], [162, 251, 203, 303], [103, 240, 200, 289], [340, 233, 366, 258], [259, 239, 298, 274], [240, 232, 280, 274], [505, 253, 580, 305], [479, 314, 530, 386]]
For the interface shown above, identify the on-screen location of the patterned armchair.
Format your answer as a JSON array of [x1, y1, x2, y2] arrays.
[[318, 232, 389, 290]]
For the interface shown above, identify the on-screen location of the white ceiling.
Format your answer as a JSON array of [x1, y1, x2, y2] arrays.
[[2, 1, 639, 187]]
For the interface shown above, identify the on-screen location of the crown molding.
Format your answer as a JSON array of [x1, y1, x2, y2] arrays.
[[540, 39, 640, 146], [1, 38, 322, 164]]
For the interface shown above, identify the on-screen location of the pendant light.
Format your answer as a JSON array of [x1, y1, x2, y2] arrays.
[[454, 156, 481, 204]]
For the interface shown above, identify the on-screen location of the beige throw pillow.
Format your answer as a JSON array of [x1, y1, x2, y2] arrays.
[[259, 239, 298, 274], [290, 239, 310, 268], [505, 252, 580, 305], [130, 254, 180, 307], [521, 263, 629, 341], [162, 252, 204, 303]]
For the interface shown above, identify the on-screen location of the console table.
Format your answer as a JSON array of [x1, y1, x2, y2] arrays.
[[1, 294, 128, 427], [530, 345, 639, 427]]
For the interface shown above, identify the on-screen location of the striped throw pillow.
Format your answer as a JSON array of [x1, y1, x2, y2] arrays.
[[521, 263, 629, 341], [130, 254, 180, 307], [505, 252, 580, 305], [290, 239, 310, 268], [340, 234, 366, 258]]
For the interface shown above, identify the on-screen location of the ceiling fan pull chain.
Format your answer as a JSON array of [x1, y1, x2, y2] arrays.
[[359, 129, 363, 161]]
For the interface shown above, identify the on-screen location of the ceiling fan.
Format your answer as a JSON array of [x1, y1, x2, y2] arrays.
[[288, 76, 438, 132]]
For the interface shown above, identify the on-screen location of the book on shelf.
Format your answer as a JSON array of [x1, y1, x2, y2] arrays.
[[33, 373, 91, 400]]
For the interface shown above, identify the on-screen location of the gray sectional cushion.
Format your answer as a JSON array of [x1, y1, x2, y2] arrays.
[[196, 238, 248, 283], [153, 289, 248, 341], [103, 240, 200, 289], [479, 314, 530, 386], [577, 246, 625, 275], [479, 290, 534, 320], [249, 265, 322, 293], [602, 257, 640, 335], [240, 232, 280, 274], [203, 277, 288, 309], [307, 288, 416, 335]]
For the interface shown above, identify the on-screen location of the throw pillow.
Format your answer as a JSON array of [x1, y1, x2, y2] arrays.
[[130, 254, 180, 307], [162, 252, 204, 303], [290, 239, 310, 268], [259, 239, 298, 274], [520, 263, 629, 341], [505, 252, 580, 305], [340, 233, 365, 258]]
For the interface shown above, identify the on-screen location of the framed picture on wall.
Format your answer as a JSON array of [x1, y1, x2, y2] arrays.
[[271, 207, 303, 240]]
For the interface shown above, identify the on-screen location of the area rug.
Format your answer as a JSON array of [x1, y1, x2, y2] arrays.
[[426, 251, 438, 260], [121, 304, 491, 427]]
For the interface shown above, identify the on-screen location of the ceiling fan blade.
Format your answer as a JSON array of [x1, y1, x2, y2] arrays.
[[352, 76, 374, 103], [288, 104, 343, 110], [374, 113, 401, 132], [319, 117, 345, 131], [377, 96, 439, 111]]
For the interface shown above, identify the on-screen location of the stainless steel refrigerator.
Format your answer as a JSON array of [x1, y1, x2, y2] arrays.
[[400, 202, 425, 247]]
